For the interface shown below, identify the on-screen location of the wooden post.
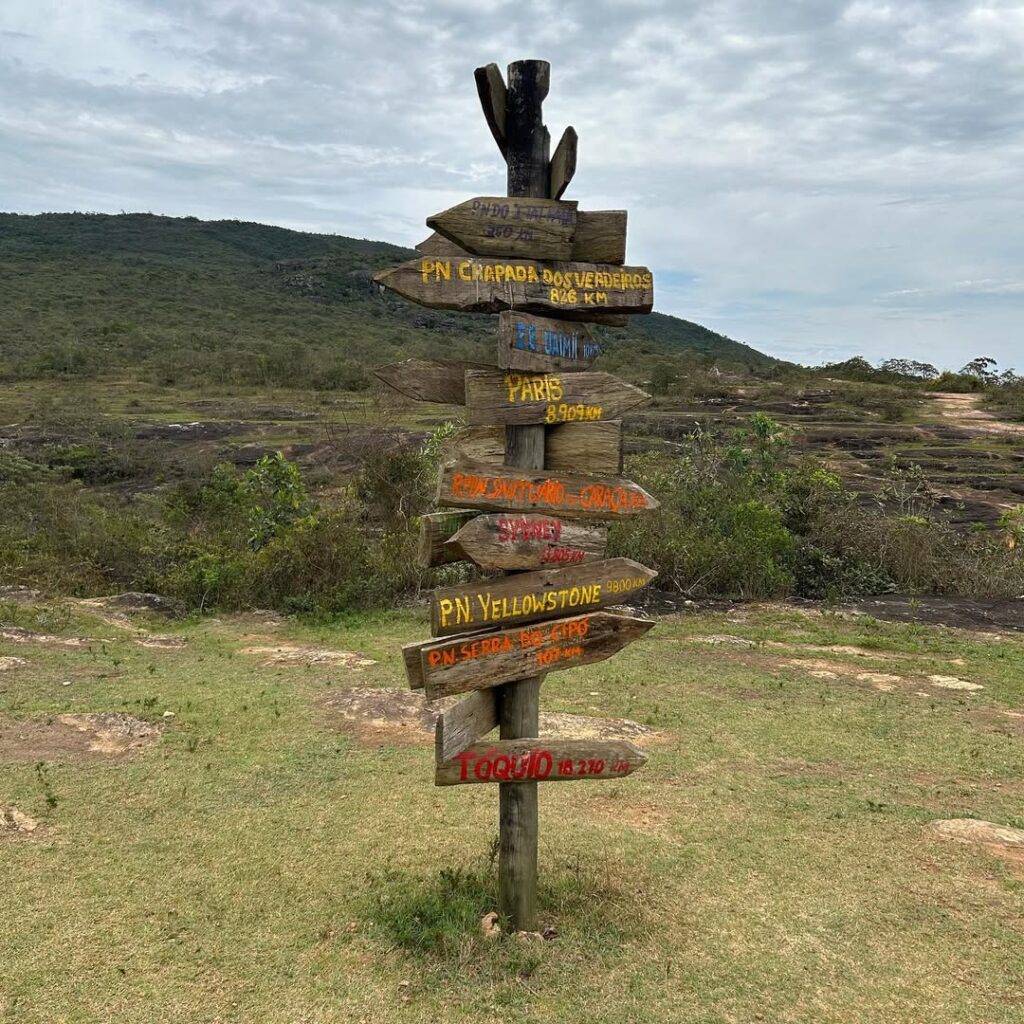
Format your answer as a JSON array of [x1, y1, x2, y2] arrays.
[[498, 58, 550, 933]]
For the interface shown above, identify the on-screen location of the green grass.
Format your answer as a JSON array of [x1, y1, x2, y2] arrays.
[[2, 602, 1023, 1022]]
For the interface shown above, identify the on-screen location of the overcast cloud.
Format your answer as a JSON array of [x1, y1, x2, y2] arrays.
[[2, 0, 1022, 368]]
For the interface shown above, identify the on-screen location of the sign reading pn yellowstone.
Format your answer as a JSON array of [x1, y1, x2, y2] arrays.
[[372, 59, 659, 934]]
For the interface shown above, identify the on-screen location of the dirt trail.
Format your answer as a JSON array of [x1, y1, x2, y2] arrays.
[[929, 392, 1024, 435]]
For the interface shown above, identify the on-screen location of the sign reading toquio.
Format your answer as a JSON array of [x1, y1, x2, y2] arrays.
[[372, 59, 660, 934]]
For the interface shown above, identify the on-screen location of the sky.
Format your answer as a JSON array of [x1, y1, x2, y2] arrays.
[[2, 0, 1022, 369]]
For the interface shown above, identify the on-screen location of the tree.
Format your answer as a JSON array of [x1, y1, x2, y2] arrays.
[[960, 356, 999, 383]]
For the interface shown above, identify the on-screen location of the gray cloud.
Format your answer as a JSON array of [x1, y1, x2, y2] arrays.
[[2, 0, 1022, 368]]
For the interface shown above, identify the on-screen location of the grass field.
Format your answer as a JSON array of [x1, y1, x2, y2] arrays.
[[2, 598, 1023, 1023]]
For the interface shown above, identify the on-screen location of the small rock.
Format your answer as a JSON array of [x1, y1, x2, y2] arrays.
[[0, 656, 28, 672], [61, 680, 72, 687], [480, 911, 501, 939], [927, 675, 983, 692], [931, 818, 1024, 848], [1, 806, 40, 835], [515, 930, 544, 942], [542, 926, 558, 941], [162, 711, 176, 719], [694, 634, 756, 648]]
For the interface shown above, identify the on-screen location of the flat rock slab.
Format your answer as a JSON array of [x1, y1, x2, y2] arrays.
[[0, 713, 162, 762], [1, 805, 41, 837], [931, 818, 1024, 873], [240, 645, 376, 668], [322, 686, 658, 747], [0, 627, 185, 650], [0, 656, 28, 671]]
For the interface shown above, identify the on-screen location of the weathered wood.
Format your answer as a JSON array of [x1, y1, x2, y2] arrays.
[[547, 420, 623, 475], [430, 557, 657, 637], [437, 460, 658, 520], [422, 211, 626, 265], [444, 421, 622, 477], [417, 509, 478, 568], [415, 232, 470, 258], [418, 611, 654, 700], [450, 513, 607, 572], [372, 256, 654, 320], [501, 57, 550, 935], [427, 197, 578, 262], [465, 370, 651, 426], [549, 126, 577, 200], [373, 359, 491, 405], [498, 311, 601, 372], [436, 689, 498, 762], [436, 738, 648, 786], [475, 63, 508, 157], [574, 210, 628, 265]]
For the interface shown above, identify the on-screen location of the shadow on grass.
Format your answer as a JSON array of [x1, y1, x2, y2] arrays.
[[361, 847, 644, 977]]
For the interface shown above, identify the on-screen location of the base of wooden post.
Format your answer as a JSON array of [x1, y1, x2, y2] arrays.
[[497, 674, 541, 931]]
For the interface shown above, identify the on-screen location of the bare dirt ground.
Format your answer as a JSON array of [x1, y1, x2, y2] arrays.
[[0, 712, 162, 761], [930, 392, 1024, 435], [321, 687, 659, 748]]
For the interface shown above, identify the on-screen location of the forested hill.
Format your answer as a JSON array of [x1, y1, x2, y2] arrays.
[[0, 212, 779, 387]]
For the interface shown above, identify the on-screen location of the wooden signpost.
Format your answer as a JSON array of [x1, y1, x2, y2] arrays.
[[373, 59, 660, 933], [410, 611, 655, 699], [429, 557, 656, 637], [373, 257, 653, 320], [449, 513, 607, 571], [498, 311, 602, 373], [465, 369, 651, 425], [437, 460, 658, 519], [427, 198, 628, 264]]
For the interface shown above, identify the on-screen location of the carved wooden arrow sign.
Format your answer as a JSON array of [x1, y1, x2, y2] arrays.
[[436, 738, 648, 786], [445, 421, 622, 478], [465, 370, 650, 426], [437, 460, 658, 520], [435, 689, 497, 762], [498, 311, 602, 373], [430, 557, 656, 637], [373, 256, 653, 320], [417, 509, 478, 568], [427, 198, 627, 264], [373, 359, 491, 405], [413, 611, 654, 699], [449, 513, 607, 571], [427, 197, 577, 261]]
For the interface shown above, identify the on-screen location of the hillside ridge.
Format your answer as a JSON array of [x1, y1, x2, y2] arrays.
[[0, 212, 778, 387]]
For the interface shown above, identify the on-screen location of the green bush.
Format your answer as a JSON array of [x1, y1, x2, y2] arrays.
[[612, 419, 1024, 601]]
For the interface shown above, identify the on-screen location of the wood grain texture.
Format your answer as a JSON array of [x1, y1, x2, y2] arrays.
[[419, 611, 654, 699], [474, 63, 508, 157], [427, 196, 578, 261], [465, 370, 650, 426], [549, 126, 577, 200], [372, 256, 654, 321], [415, 232, 470, 258], [429, 557, 657, 637], [436, 738, 647, 786], [435, 689, 498, 762], [437, 459, 658, 520], [373, 359, 490, 405], [497, 311, 601, 372], [417, 509, 479, 568], [449, 513, 607, 572], [574, 210, 627, 265], [444, 421, 622, 477], [501, 56, 550, 936]]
